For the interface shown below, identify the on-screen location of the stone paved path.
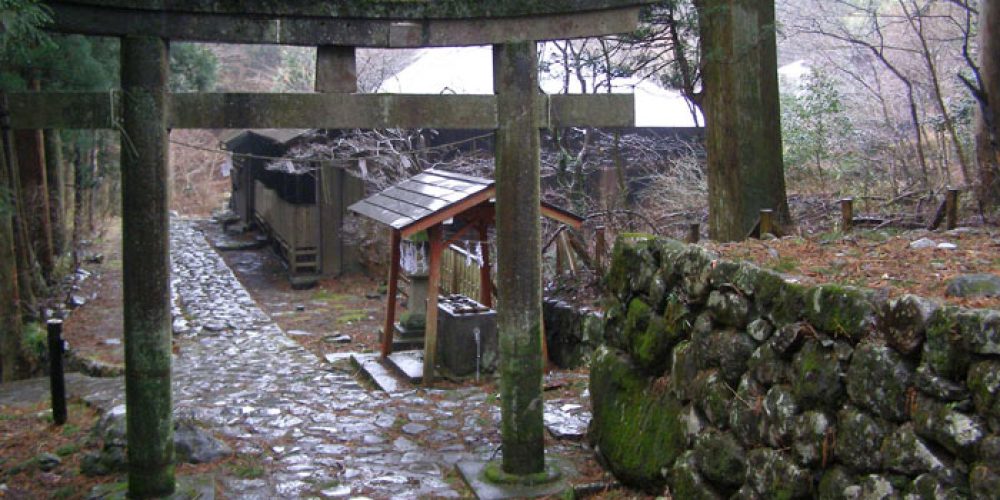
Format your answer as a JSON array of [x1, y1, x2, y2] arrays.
[[166, 220, 591, 498]]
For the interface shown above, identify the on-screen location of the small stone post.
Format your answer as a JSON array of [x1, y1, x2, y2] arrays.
[[120, 36, 174, 498], [494, 41, 545, 476]]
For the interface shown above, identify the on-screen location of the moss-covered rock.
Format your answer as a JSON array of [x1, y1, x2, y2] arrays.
[[693, 429, 746, 489], [671, 340, 699, 401], [707, 290, 750, 329], [968, 463, 1000, 500], [589, 345, 686, 492], [804, 284, 876, 340], [709, 329, 758, 386], [961, 309, 1000, 356], [729, 374, 766, 447], [627, 295, 690, 375], [914, 363, 970, 402], [847, 343, 915, 422], [911, 395, 985, 460], [910, 472, 966, 500], [836, 406, 892, 472], [817, 466, 856, 500], [677, 246, 717, 305], [745, 448, 812, 499], [668, 450, 724, 500], [602, 300, 626, 351], [967, 360, 1000, 433], [923, 307, 971, 381], [792, 340, 845, 411], [747, 318, 775, 343], [748, 342, 791, 386], [694, 369, 734, 428], [606, 238, 644, 303], [851, 474, 899, 500], [791, 410, 834, 467], [879, 294, 938, 356], [763, 385, 799, 448], [766, 280, 808, 328], [881, 423, 952, 477], [770, 322, 808, 358]]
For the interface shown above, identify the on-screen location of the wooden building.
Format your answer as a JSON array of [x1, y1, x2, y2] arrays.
[[222, 129, 364, 279]]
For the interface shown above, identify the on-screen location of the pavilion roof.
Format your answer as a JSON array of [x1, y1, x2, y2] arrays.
[[348, 169, 582, 237]]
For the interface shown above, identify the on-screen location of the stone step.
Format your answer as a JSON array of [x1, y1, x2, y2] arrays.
[[350, 353, 406, 393]]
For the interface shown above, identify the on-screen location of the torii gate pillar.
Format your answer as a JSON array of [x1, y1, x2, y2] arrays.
[[494, 42, 546, 475], [120, 36, 175, 498]]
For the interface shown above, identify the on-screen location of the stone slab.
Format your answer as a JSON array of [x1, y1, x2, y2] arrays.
[[456, 460, 572, 500], [351, 353, 405, 393], [387, 350, 425, 384], [0, 373, 123, 409]]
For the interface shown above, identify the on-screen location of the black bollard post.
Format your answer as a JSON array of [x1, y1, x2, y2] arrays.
[[47, 319, 67, 425]]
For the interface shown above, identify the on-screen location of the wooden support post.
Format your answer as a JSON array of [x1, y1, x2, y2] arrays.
[[423, 224, 444, 386], [559, 232, 576, 276], [945, 189, 960, 230], [494, 41, 545, 475], [687, 222, 700, 243], [840, 198, 854, 232], [478, 222, 492, 307], [759, 209, 774, 238], [381, 229, 401, 358], [595, 226, 606, 274], [120, 36, 174, 498], [555, 235, 565, 275]]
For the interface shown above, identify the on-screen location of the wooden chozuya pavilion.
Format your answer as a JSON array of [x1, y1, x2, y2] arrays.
[[5, 0, 651, 495], [349, 168, 583, 379]]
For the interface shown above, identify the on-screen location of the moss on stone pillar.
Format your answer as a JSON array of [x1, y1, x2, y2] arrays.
[[120, 35, 175, 498], [493, 41, 545, 476]]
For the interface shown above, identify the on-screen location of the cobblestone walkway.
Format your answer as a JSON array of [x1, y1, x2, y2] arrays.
[[168, 220, 591, 498]]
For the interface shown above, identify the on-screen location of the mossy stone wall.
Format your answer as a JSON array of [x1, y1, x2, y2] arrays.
[[590, 236, 1000, 497]]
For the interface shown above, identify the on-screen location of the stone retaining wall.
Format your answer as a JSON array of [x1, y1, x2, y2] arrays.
[[590, 237, 1000, 498], [543, 298, 603, 369]]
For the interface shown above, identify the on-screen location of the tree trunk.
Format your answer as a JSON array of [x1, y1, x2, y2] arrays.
[[121, 36, 175, 498], [14, 77, 54, 282], [0, 95, 23, 382], [494, 41, 546, 476], [696, 0, 791, 241], [45, 130, 66, 257], [978, 0, 1000, 206]]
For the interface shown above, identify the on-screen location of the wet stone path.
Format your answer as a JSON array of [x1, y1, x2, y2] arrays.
[[167, 220, 592, 498]]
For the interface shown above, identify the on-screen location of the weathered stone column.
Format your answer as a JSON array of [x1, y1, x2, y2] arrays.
[[120, 36, 174, 498], [316, 45, 356, 277], [493, 41, 545, 475]]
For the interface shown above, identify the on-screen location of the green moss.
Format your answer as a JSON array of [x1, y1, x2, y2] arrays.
[[628, 296, 690, 375], [791, 341, 843, 411], [923, 307, 968, 380], [590, 346, 686, 492], [803, 284, 874, 340]]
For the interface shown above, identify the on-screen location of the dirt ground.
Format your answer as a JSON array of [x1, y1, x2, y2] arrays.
[[703, 226, 1000, 310]]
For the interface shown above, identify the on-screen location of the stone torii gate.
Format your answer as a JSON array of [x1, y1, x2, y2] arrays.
[[6, 1, 652, 496]]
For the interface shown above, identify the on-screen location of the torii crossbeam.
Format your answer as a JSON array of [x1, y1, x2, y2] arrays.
[[3, 1, 653, 496]]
